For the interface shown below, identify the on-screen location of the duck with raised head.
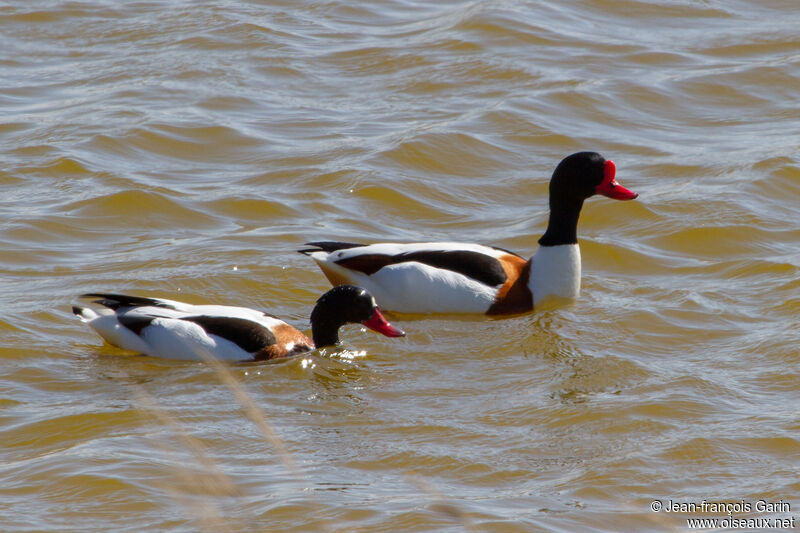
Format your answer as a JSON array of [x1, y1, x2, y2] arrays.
[[300, 152, 638, 315], [73, 285, 405, 361]]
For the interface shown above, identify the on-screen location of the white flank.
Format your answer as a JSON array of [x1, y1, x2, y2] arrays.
[[140, 317, 252, 362], [311, 252, 497, 313], [371, 262, 497, 313], [78, 300, 289, 361], [530, 244, 581, 305]]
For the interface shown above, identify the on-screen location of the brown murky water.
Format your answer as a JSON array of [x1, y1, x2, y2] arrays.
[[1, 1, 798, 531]]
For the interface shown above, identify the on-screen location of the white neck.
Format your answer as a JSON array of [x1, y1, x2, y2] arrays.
[[529, 244, 581, 306]]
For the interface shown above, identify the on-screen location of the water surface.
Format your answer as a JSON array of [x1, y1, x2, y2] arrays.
[[1, 1, 799, 531]]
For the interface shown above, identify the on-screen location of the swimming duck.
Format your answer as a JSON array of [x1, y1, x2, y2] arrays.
[[73, 285, 405, 361], [300, 152, 637, 315]]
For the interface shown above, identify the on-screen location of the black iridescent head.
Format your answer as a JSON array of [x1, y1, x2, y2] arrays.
[[309, 285, 405, 347], [549, 152, 607, 202], [539, 152, 637, 246], [550, 151, 638, 203]]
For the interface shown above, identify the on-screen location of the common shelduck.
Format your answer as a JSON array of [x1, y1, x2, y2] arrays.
[[300, 152, 638, 315], [73, 285, 405, 361]]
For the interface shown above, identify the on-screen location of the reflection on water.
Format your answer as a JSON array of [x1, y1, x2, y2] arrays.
[[2, 0, 799, 531]]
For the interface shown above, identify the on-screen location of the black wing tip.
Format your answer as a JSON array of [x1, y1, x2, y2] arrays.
[[79, 292, 131, 299], [76, 293, 171, 310], [298, 241, 366, 255], [72, 305, 86, 316]]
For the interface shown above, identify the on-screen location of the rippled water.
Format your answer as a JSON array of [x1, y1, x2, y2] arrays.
[[1, 1, 799, 531]]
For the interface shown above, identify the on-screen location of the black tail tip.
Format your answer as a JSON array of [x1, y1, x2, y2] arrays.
[[298, 241, 365, 255], [297, 246, 318, 256]]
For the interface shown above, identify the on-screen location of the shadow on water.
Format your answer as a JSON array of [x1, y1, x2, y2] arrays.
[[517, 308, 650, 404]]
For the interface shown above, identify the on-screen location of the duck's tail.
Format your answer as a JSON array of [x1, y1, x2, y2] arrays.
[[297, 241, 365, 255]]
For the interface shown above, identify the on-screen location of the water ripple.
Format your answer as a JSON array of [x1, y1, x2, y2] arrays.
[[2, 0, 799, 531]]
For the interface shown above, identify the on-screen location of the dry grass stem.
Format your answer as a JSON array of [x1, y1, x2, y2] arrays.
[[133, 387, 236, 533], [406, 472, 479, 532]]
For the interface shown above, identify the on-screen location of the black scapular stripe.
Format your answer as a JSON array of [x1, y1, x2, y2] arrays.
[[338, 249, 507, 287], [119, 313, 157, 336], [398, 250, 507, 286], [182, 315, 277, 354]]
